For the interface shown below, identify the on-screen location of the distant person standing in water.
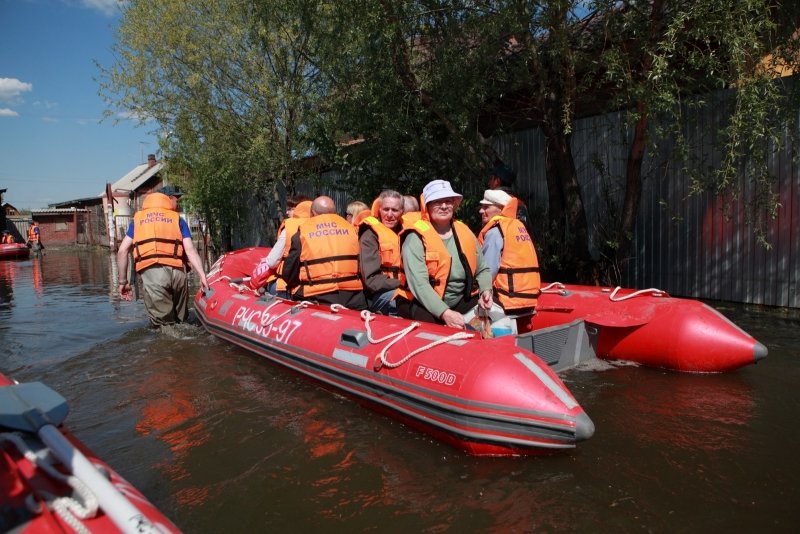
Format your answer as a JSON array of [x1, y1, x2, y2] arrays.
[[27, 221, 43, 252], [116, 186, 208, 327]]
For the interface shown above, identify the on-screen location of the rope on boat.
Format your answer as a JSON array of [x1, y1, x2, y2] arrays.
[[608, 286, 667, 301], [262, 300, 310, 326], [1, 432, 97, 534], [208, 274, 257, 294], [358, 310, 474, 371], [359, 310, 419, 343], [540, 282, 566, 294]]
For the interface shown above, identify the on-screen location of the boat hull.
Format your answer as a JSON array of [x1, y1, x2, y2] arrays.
[[534, 283, 767, 372], [196, 248, 594, 456], [0, 243, 30, 260], [0, 373, 181, 533]]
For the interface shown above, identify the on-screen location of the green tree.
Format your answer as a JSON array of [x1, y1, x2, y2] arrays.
[[307, 1, 506, 204], [592, 0, 800, 282], [99, 0, 324, 250]]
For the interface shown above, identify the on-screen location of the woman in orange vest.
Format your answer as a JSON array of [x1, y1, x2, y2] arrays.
[[477, 189, 541, 333], [395, 180, 493, 329], [1, 230, 14, 244], [358, 190, 405, 314]]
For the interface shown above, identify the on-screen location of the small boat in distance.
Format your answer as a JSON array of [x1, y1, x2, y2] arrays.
[[0, 373, 181, 533], [0, 242, 30, 260]]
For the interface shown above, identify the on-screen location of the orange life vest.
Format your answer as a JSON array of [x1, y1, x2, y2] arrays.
[[351, 209, 371, 227], [294, 213, 362, 297], [396, 219, 479, 301], [27, 225, 39, 243], [131, 192, 185, 272], [266, 200, 313, 291], [2, 234, 13, 244], [358, 216, 402, 279], [401, 211, 422, 229], [478, 213, 541, 311]]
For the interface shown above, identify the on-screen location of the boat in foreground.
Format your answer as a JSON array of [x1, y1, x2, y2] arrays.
[[195, 248, 595, 457], [0, 373, 181, 533], [0, 243, 30, 260], [533, 282, 767, 372]]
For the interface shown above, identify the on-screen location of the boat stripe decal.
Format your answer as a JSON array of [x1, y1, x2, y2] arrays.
[[311, 312, 343, 321], [231, 294, 250, 300], [196, 310, 581, 449], [414, 332, 469, 346], [514, 353, 578, 409], [218, 300, 234, 317], [332, 348, 369, 368]]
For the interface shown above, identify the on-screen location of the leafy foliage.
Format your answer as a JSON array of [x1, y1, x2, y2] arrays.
[[99, 0, 800, 278]]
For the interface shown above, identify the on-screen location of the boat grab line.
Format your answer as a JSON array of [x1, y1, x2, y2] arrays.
[[357, 310, 475, 372], [608, 287, 667, 301]]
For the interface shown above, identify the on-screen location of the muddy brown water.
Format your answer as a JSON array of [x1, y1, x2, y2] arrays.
[[1, 248, 798, 533]]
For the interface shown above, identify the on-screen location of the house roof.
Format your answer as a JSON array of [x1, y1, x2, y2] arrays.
[[49, 197, 103, 209], [101, 161, 163, 196], [32, 208, 90, 215]]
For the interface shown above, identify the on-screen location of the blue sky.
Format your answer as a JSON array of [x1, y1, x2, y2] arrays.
[[0, 0, 159, 210]]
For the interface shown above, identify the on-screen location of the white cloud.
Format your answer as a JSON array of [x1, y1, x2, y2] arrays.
[[33, 100, 59, 110], [0, 78, 33, 102], [78, 0, 126, 17], [0, 108, 19, 117], [117, 110, 154, 122]]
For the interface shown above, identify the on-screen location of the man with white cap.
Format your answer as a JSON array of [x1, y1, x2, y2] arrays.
[[395, 180, 493, 329], [477, 189, 541, 332]]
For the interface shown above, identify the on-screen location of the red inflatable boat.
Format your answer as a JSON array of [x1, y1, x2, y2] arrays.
[[0, 243, 30, 260], [533, 282, 767, 372], [0, 373, 181, 533], [195, 248, 595, 457]]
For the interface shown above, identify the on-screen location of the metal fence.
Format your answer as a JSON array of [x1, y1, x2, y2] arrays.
[[492, 89, 799, 308]]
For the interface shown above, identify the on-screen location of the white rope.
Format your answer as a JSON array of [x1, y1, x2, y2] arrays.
[[540, 282, 566, 293], [360, 310, 420, 343], [259, 300, 308, 327], [358, 310, 474, 370], [608, 286, 667, 301], [1, 432, 98, 533], [376, 329, 474, 370]]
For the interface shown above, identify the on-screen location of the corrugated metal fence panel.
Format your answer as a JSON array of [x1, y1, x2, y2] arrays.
[[496, 89, 799, 308]]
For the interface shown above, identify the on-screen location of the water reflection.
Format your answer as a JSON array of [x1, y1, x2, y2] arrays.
[[31, 256, 43, 296], [0, 258, 18, 307], [135, 355, 212, 506], [585, 367, 754, 453]]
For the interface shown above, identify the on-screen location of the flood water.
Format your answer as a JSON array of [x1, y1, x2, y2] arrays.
[[1, 248, 799, 533]]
